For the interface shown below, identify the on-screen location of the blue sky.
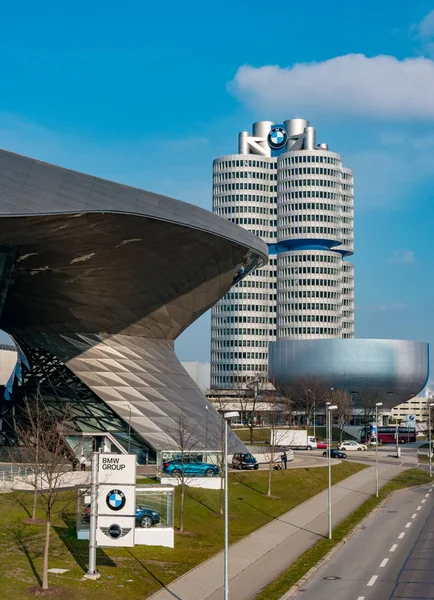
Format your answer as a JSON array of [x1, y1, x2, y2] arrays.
[[0, 1, 433, 383]]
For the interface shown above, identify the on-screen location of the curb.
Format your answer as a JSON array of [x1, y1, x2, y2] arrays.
[[277, 480, 432, 600]]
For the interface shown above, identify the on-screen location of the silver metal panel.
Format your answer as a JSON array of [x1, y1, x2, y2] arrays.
[[0, 149, 266, 452], [269, 339, 429, 408]]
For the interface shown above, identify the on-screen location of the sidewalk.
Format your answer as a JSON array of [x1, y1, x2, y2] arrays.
[[149, 463, 405, 600]]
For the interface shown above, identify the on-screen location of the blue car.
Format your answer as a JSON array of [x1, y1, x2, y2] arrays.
[[135, 505, 161, 528], [84, 505, 160, 528], [163, 458, 219, 477]]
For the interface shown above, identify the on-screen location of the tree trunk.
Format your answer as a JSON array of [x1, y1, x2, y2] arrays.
[[249, 423, 254, 445], [267, 461, 272, 497], [42, 519, 51, 590], [340, 428, 344, 444], [32, 487, 38, 521], [179, 479, 185, 532]]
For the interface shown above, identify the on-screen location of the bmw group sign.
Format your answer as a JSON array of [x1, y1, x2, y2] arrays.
[[98, 453, 136, 484], [95, 454, 137, 547]]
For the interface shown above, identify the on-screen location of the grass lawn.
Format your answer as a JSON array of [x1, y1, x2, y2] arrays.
[[0, 462, 365, 599], [235, 428, 271, 443], [254, 468, 433, 600], [236, 426, 356, 444], [417, 454, 432, 464]]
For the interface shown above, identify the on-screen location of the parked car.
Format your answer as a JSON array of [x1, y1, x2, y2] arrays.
[[338, 441, 367, 451], [135, 505, 161, 528], [323, 449, 347, 459], [163, 458, 219, 477], [84, 505, 160, 528], [316, 440, 328, 449], [232, 453, 259, 470]]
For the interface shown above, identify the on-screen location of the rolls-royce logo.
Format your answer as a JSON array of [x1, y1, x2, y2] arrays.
[[100, 524, 131, 539], [106, 489, 126, 511], [268, 126, 287, 149]]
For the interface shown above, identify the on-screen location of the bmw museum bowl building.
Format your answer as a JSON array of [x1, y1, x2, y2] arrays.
[[0, 148, 267, 463]]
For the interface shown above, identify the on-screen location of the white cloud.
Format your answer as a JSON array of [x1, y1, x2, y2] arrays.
[[417, 10, 434, 40], [357, 302, 411, 312], [388, 250, 416, 264], [230, 55, 434, 120]]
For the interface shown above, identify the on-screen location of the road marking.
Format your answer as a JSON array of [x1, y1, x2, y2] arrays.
[[417, 506, 422, 510], [405, 522, 412, 528], [357, 597, 365, 600], [425, 493, 430, 497], [367, 575, 378, 586], [398, 532, 406, 539], [422, 499, 426, 504], [411, 513, 417, 519], [390, 544, 398, 552], [380, 558, 389, 567]]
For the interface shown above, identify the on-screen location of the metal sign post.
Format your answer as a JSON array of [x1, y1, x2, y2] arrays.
[[85, 452, 100, 579]]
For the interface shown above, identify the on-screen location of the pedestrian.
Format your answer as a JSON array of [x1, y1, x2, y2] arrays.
[[281, 451, 288, 469], [80, 454, 86, 471]]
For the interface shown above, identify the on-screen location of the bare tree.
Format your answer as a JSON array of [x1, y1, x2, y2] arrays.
[[233, 372, 269, 444], [14, 400, 79, 591], [331, 389, 354, 443], [275, 375, 329, 429], [274, 384, 295, 426], [210, 396, 230, 516], [359, 387, 383, 442], [262, 402, 292, 497], [170, 412, 199, 532]]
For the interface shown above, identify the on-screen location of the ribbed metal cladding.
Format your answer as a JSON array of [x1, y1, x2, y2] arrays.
[[276, 146, 354, 341], [211, 150, 277, 389]]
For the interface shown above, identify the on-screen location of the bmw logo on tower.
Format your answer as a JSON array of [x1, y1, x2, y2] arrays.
[[267, 125, 287, 149], [106, 489, 126, 511]]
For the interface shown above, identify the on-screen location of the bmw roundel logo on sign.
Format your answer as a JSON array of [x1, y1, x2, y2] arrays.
[[106, 489, 126, 511], [268, 126, 287, 149]]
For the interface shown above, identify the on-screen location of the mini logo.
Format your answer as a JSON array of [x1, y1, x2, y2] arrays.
[[106, 489, 126, 511], [100, 524, 132, 539], [268, 126, 287, 149]]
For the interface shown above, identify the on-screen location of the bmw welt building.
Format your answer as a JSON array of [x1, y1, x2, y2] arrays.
[[0, 149, 267, 461]]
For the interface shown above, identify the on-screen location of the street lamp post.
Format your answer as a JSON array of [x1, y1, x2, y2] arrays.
[[429, 403, 434, 478], [325, 401, 330, 449], [223, 411, 239, 600], [128, 403, 132, 453], [327, 404, 338, 540], [375, 402, 383, 498], [205, 405, 209, 449]]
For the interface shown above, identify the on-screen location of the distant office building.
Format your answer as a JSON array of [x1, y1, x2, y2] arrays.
[[391, 394, 431, 423], [211, 119, 354, 389], [181, 362, 210, 391]]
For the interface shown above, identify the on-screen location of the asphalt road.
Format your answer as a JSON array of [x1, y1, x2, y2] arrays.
[[290, 483, 434, 600]]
